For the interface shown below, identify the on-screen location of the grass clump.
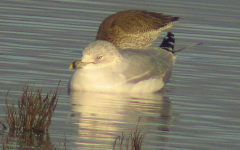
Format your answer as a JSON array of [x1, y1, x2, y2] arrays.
[[1, 82, 61, 149], [113, 118, 145, 150], [5, 82, 60, 133]]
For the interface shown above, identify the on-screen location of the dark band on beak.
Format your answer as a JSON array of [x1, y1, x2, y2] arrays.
[[72, 61, 77, 69]]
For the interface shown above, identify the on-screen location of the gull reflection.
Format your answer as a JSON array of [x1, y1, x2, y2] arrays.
[[69, 91, 172, 149]]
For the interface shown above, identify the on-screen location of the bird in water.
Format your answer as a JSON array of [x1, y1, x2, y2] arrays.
[[69, 32, 178, 93], [68, 10, 179, 93], [96, 10, 179, 50]]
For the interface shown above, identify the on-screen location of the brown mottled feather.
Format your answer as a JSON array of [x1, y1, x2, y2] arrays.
[[96, 10, 179, 50]]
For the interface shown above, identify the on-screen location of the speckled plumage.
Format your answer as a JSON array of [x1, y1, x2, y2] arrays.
[[96, 10, 179, 50]]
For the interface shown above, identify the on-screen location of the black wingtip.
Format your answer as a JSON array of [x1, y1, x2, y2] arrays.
[[172, 17, 179, 22], [159, 32, 175, 53]]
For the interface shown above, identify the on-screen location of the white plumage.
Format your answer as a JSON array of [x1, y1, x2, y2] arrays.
[[69, 40, 176, 93]]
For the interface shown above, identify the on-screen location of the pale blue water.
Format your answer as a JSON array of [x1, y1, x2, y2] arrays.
[[0, 0, 240, 149]]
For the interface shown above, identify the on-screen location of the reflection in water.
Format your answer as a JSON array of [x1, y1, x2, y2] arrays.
[[69, 91, 172, 149], [1, 131, 58, 149]]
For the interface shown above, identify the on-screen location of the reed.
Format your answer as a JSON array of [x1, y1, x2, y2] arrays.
[[4, 82, 60, 133], [113, 118, 145, 150], [1, 82, 62, 149]]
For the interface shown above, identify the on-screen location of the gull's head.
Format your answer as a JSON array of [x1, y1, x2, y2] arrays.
[[69, 40, 122, 70]]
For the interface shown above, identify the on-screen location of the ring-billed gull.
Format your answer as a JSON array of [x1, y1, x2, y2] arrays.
[[96, 10, 179, 50], [69, 33, 177, 93]]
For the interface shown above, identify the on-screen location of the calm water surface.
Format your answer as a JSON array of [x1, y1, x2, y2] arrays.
[[0, 0, 240, 149]]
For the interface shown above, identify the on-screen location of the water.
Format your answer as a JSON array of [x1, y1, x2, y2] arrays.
[[0, 0, 240, 149]]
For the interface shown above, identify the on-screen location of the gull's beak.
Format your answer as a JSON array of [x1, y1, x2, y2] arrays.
[[69, 60, 84, 70], [69, 59, 94, 70]]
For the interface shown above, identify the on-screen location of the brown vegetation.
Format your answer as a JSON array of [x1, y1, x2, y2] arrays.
[[1, 82, 61, 149], [113, 118, 145, 150], [5, 84, 59, 133]]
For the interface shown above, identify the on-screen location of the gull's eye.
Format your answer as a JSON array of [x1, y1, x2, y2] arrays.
[[96, 55, 103, 59]]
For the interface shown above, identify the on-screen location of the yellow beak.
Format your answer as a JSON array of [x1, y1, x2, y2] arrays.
[[69, 60, 83, 70], [69, 62, 75, 70], [69, 59, 94, 70]]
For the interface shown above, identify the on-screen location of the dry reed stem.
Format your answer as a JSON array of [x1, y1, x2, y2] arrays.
[[113, 117, 145, 150], [4, 81, 60, 133], [1, 81, 69, 149]]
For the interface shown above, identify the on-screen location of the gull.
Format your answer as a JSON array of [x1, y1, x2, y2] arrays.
[[96, 10, 179, 50], [68, 32, 177, 93]]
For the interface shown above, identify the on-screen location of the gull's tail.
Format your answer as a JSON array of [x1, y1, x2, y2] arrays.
[[159, 32, 175, 53]]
